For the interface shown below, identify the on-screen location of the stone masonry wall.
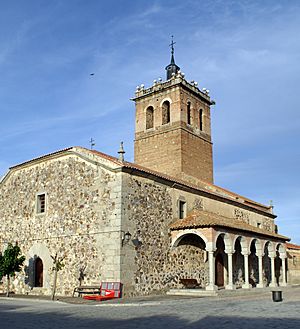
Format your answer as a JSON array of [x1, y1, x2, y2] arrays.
[[121, 174, 208, 296], [0, 153, 121, 296]]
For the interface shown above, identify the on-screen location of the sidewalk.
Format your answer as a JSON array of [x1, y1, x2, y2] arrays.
[[1, 284, 299, 305]]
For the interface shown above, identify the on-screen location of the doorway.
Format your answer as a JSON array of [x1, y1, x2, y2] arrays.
[[34, 257, 43, 287], [215, 253, 224, 287]]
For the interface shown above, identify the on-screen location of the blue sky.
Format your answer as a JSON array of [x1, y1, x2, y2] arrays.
[[0, 0, 299, 243]]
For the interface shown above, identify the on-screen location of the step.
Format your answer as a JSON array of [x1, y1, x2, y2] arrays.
[[167, 289, 218, 297]]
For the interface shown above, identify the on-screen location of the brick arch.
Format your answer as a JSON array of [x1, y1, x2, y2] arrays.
[[171, 230, 208, 248]]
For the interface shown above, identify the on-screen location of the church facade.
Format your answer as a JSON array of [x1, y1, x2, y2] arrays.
[[0, 49, 290, 297]]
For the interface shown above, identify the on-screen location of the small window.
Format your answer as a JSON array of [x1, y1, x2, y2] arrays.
[[179, 200, 186, 219], [199, 109, 203, 131], [37, 193, 46, 213], [257, 222, 261, 228], [146, 106, 154, 129], [187, 102, 191, 125], [162, 101, 170, 124]]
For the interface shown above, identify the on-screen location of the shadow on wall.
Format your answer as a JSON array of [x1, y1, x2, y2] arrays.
[[0, 306, 299, 329], [24, 254, 40, 288]]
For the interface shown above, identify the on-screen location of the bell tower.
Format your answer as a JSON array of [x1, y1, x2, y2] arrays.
[[133, 41, 215, 184]]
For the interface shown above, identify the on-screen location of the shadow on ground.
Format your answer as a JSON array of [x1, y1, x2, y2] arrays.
[[0, 304, 299, 329]]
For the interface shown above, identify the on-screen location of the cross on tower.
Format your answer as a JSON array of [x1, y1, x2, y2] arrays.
[[89, 138, 95, 150], [169, 35, 176, 55]]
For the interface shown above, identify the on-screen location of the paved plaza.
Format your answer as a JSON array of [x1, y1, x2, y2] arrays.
[[0, 286, 299, 329]]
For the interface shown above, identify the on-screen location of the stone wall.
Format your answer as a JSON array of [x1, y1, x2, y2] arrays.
[[0, 152, 122, 296], [287, 248, 300, 284], [121, 174, 208, 296]]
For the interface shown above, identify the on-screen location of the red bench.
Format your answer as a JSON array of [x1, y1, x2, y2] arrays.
[[83, 282, 122, 301]]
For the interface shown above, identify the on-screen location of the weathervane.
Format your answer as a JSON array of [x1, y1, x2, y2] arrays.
[[89, 138, 95, 150]]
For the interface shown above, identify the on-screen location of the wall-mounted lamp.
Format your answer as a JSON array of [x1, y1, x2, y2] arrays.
[[121, 231, 132, 246]]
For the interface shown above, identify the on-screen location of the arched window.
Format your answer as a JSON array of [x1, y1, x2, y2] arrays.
[[162, 101, 170, 124], [146, 106, 154, 129], [199, 109, 203, 131], [187, 102, 191, 125], [34, 257, 43, 287]]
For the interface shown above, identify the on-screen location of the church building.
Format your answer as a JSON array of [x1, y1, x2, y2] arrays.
[[0, 45, 290, 297]]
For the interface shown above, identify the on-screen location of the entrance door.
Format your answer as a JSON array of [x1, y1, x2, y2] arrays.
[[34, 257, 43, 287], [215, 253, 224, 287]]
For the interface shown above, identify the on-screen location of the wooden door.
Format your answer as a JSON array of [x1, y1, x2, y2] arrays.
[[35, 258, 43, 287], [215, 253, 224, 287]]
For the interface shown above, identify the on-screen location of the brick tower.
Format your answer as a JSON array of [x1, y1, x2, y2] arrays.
[[133, 42, 215, 183]]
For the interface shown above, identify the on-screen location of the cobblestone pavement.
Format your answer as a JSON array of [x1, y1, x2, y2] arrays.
[[0, 286, 299, 329]]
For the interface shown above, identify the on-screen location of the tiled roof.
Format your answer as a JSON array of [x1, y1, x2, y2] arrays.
[[286, 243, 300, 250], [169, 210, 289, 241], [6, 146, 274, 216], [9, 147, 74, 169]]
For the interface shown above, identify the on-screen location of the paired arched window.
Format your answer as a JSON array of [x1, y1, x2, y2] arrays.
[[199, 109, 203, 131], [162, 101, 170, 124], [146, 106, 154, 129], [187, 102, 191, 125]]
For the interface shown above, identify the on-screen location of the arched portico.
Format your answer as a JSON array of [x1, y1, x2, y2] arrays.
[[169, 211, 289, 292]]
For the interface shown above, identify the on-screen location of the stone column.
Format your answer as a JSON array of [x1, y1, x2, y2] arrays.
[[256, 253, 264, 288], [280, 256, 287, 287], [206, 250, 218, 291], [242, 253, 251, 289], [225, 251, 235, 290], [269, 254, 277, 287]]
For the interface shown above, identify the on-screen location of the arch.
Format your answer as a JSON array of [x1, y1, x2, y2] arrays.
[[215, 234, 227, 287], [162, 100, 170, 124], [233, 235, 248, 253], [170, 231, 208, 288], [263, 240, 275, 255], [26, 242, 52, 289], [249, 239, 259, 286], [249, 238, 263, 255], [262, 241, 272, 285], [146, 106, 154, 129], [276, 243, 286, 256], [214, 232, 233, 252], [233, 236, 245, 287], [34, 257, 43, 287], [172, 230, 208, 248]]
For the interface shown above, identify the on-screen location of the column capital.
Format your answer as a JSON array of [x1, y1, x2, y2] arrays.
[[269, 251, 276, 258], [225, 249, 235, 255], [205, 247, 216, 253], [241, 251, 250, 257], [256, 252, 264, 258]]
